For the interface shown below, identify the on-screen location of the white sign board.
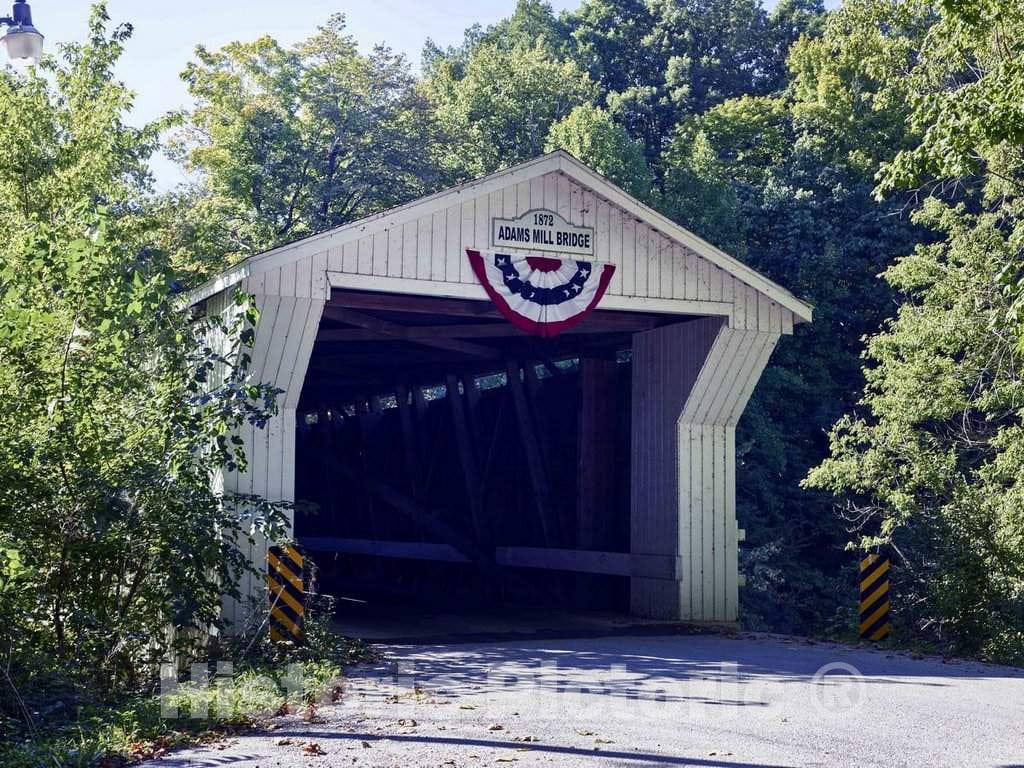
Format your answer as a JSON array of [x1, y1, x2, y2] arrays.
[[492, 209, 594, 257]]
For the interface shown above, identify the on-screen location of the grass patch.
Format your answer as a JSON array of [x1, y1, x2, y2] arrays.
[[2, 659, 349, 767], [1, 634, 377, 768]]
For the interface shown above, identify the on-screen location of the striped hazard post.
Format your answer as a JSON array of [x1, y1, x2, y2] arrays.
[[267, 544, 306, 644], [859, 553, 891, 641]]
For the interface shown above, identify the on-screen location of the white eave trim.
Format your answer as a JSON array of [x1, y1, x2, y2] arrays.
[[184, 150, 813, 323]]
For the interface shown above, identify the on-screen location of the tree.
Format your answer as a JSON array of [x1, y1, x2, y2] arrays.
[[168, 14, 449, 282], [0, 7, 155, 225], [806, 0, 1024, 663], [421, 0, 573, 75], [424, 41, 598, 177], [0, 5, 286, 700], [565, 0, 819, 173], [544, 104, 653, 200], [659, 128, 746, 255], [659, 26, 922, 631]]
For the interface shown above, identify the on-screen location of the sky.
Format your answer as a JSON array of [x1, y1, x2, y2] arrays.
[[27, 0, 811, 189]]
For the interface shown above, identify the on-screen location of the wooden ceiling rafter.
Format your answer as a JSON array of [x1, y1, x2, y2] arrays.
[[320, 305, 499, 360], [325, 289, 674, 329], [315, 316, 657, 344]]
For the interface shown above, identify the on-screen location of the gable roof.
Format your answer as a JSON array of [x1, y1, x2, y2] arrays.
[[187, 150, 812, 323]]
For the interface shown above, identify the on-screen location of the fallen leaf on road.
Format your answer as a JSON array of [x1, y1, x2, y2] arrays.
[[495, 759, 517, 763], [398, 718, 418, 727], [302, 743, 326, 755], [512, 735, 540, 742], [459, 704, 476, 710], [576, 729, 596, 736], [488, 724, 504, 731], [275, 738, 294, 746], [595, 738, 614, 744]]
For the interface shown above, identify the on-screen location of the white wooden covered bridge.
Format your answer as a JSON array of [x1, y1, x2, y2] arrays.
[[188, 151, 812, 629]]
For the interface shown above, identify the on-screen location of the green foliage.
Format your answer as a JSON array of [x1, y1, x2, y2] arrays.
[[661, 23, 924, 634], [0, 658, 347, 767], [0, 6, 156, 224], [0, 4, 290, 713], [3, 0, 1022, 716], [875, 0, 1024, 195], [786, 0, 925, 177], [167, 14, 450, 281], [544, 104, 652, 200], [659, 129, 746, 255], [807, 199, 1024, 662], [805, 0, 1024, 663], [425, 40, 598, 177], [567, 0, 826, 169]]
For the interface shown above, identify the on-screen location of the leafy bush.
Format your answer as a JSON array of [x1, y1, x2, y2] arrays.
[[0, 5, 290, 728]]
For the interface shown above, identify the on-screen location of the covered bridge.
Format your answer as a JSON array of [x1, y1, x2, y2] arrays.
[[188, 151, 812, 630]]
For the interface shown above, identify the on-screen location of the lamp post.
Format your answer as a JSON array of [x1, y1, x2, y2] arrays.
[[1, 1, 43, 64]]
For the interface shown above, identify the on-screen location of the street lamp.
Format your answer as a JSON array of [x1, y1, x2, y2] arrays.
[[1, 1, 43, 65]]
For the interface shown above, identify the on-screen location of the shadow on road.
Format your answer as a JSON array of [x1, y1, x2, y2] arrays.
[[347, 634, 1023, 707], [164, 730, 792, 768]]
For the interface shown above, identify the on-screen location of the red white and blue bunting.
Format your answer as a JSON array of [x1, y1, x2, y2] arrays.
[[466, 249, 616, 338]]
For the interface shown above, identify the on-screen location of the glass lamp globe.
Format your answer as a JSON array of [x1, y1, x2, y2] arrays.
[[2, 24, 43, 64]]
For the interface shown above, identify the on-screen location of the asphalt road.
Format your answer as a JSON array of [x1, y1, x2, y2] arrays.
[[162, 633, 1024, 767]]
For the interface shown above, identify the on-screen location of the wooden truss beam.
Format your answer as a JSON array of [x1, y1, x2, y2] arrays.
[[506, 361, 557, 546], [321, 306, 499, 359], [316, 316, 657, 343], [329, 291, 501, 319], [294, 538, 677, 580], [327, 290, 666, 329]]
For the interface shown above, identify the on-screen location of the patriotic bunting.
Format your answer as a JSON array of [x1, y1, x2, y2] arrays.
[[466, 249, 615, 338]]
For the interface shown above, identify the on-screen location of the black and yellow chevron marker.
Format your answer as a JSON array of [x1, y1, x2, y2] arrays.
[[859, 553, 891, 641], [267, 544, 305, 644]]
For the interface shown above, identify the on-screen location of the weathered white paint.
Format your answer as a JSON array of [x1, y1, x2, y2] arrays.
[[187, 151, 812, 325], [215, 264, 326, 628], [194, 151, 809, 629]]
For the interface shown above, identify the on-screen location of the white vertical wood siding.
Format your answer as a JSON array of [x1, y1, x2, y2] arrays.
[[276, 170, 796, 329], [676, 326, 779, 622], [217, 262, 326, 628]]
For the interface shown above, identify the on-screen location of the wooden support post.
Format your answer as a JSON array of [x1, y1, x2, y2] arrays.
[[576, 357, 620, 606], [413, 386, 428, 419], [462, 374, 485, 456], [577, 358, 619, 550], [481, 394, 506, 493], [446, 374, 487, 546], [523, 362, 544, 401], [396, 384, 422, 496], [506, 361, 557, 547], [523, 362, 569, 544]]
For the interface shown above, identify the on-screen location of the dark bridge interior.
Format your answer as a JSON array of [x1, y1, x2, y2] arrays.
[[294, 288, 692, 622]]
